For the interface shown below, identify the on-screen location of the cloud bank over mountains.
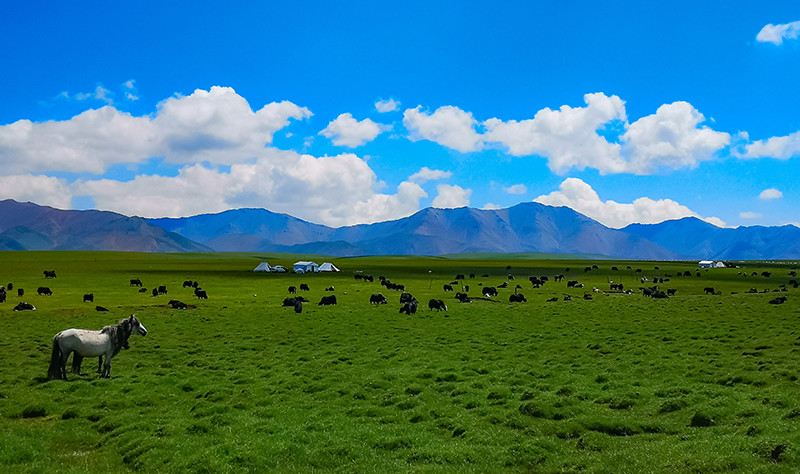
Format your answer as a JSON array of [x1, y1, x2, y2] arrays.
[[0, 86, 797, 228]]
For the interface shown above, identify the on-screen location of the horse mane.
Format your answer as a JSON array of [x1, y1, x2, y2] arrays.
[[100, 318, 133, 355]]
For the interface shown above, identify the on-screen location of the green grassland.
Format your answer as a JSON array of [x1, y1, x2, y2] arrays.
[[1, 251, 799, 472]]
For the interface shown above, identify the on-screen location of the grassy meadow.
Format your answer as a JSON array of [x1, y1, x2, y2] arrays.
[[0, 251, 799, 472]]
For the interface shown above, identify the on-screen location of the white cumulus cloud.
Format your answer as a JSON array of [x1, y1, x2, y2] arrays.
[[319, 113, 388, 147], [739, 130, 800, 160], [484, 92, 627, 173], [408, 167, 452, 183], [410, 94, 728, 175], [0, 86, 312, 174], [620, 101, 730, 173], [73, 148, 427, 227], [759, 188, 783, 200], [0, 175, 73, 209], [756, 20, 800, 45], [375, 99, 400, 113], [403, 105, 483, 153], [432, 184, 471, 209], [504, 184, 527, 195], [533, 177, 725, 228], [740, 212, 762, 219]]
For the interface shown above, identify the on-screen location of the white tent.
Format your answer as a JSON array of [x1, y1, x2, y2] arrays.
[[319, 262, 340, 272], [293, 261, 319, 274], [253, 262, 273, 272]]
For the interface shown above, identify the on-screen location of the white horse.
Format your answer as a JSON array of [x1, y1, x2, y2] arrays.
[[48, 314, 147, 380]]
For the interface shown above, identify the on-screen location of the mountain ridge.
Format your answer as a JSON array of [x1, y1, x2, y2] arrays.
[[1, 199, 797, 259]]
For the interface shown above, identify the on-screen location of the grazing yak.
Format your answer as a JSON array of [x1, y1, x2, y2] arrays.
[[370, 293, 388, 305], [400, 292, 415, 304], [509, 293, 527, 303], [704, 287, 716, 295], [168, 300, 188, 309], [443, 284, 454, 292], [325, 286, 335, 292], [455, 292, 470, 303], [319, 295, 337, 306], [38, 287, 52, 296], [83, 293, 94, 303], [482, 287, 498, 297], [194, 289, 208, 299], [288, 286, 297, 294], [130, 278, 143, 287], [428, 299, 447, 311], [400, 299, 418, 315], [157, 285, 168, 295], [283, 297, 298, 307], [300, 284, 310, 291], [44, 270, 57, 279], [18, 288, 24, 297]]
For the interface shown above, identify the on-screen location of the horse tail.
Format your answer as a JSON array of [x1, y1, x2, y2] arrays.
[[47, 335, 64, 380]]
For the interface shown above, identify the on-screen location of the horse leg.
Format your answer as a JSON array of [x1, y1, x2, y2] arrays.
[[72, 353, 84, 375], [61, 350, 71, 380], [97, 356, 103, 375], [102, 356, 112, 378]]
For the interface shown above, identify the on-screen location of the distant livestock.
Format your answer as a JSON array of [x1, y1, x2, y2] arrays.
[[17, 288, 24, 297], [400, 299, 418, 315], [400, 292, 415, 304], [455, 292, 470, 303], [14, 302, 35, 311], [83, 293, 94, 303], [168, 300, 188, 309], [428, 299, 447, 311], [157, 285, 167, 295], [443, 284, 454, 292], [130, 278, 143, 287], [96, 306, 109, 312], [370, 294, 388, 305], [509, 293, 527, 303], [769, 296, 787, 305], [44, 271, 57, 279], [300, 284, 310, 291], [294, 301, 303, 313], [318, 295, 337, 306], [482, 287, 498, 297], [283, 297, 298, 307], [194, 289, 208, 299], [38, 287, 52, 296], [288, 286, 297, 294]]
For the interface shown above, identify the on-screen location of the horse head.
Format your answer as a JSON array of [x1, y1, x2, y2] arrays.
[[130, 315, 147, 337]]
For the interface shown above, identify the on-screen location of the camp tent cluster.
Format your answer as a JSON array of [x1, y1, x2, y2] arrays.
[[253, 261, 339, 273]]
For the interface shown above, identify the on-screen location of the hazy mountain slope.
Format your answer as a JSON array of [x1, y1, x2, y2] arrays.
[[0, 200, 211, 252], [622, 218, 800, 260]]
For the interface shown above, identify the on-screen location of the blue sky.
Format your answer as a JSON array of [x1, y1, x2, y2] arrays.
[[1, 1, 799, 228]]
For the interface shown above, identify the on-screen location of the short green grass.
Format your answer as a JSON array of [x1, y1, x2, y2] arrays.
[[1, 251, 799, 472]]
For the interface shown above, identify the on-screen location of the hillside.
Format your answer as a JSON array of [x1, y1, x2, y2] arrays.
[[0, 200, 211, 252]]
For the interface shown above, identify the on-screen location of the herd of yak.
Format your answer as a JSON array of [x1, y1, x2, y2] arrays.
[[0, 265, 794, 315]]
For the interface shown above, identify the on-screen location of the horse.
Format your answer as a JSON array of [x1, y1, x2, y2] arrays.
[[47, 315, 147, 380]]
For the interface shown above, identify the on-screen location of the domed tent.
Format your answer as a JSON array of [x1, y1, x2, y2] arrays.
[[253, 262, 273, 272], [319, 262, 340, 272], [293, 261, 319, 274]]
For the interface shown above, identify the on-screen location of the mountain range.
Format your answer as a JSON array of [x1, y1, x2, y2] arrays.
[[1, 199, 798, 260]]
